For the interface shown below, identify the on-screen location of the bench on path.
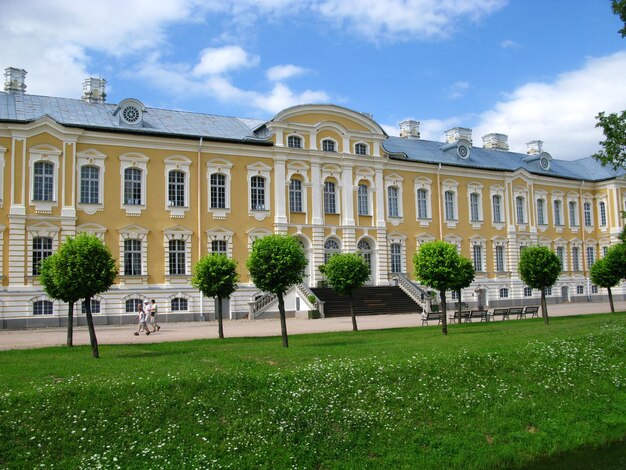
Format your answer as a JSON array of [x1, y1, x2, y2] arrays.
[[508, 307, 525, 320], [524, 306, 540, 318], [469, 309, 489, 322], [421, 312, 443, 326], [491, 308, 509, 321], [448, 310, 471, 323]]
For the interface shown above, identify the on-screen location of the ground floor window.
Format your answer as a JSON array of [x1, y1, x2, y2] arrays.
[[523, 287, 532, 297], [81, 299, 101, 314], [499, 288, 509, 298], [171, 297, 188, 311], [33, 300, 53, 315], [126, 298, 142, 313]]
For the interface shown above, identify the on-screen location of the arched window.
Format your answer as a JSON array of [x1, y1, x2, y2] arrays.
[[124, 239, 142, 275], [357, 239, 372, 274], [388, 186, 399, 217], [210, 173, 226, 209], [169, 239, 186, 275], [125, 298, 142, 313], [34, 161, 54, 201], [324, 181, 337, 214], [287, 135, 302, 148], [322, 139, 336, 152], [324, 238, 340, 264], [583, 202, 592, 227], [33, 300, 53, 315], [492, 195, 503, 222], [80, 165, 100, 204], [168, 170, 185, 207], [357, 184, 369, 215], [599, 201, 607, 226], [289, 179, 303, 212], [355, 143, 367, 155], [124, 167, 142, 205], [171, 297, 189, 311], [416, 188, 428, 219], [32, 236, 53, 275], [250, 176, 266, 210]]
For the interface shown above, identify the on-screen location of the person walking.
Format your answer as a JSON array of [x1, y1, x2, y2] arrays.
[[134, 302, 150, 336], [149, 299, 160, 333]]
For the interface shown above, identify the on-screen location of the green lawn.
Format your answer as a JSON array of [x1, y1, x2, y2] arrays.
[[1, 314, 625, 469]]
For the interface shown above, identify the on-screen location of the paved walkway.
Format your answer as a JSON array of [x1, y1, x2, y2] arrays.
[[1, 301, 624, 351]]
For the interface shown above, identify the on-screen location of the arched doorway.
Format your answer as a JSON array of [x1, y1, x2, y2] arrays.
[[357, 238, 376, 285]]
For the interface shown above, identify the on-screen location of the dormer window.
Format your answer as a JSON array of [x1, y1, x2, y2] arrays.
[[287, 135, 302, 148], [115, 98, 145, 127], [122, 105, 141, 124], [322, 139, 336, 152]]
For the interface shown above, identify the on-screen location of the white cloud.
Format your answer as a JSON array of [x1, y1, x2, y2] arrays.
[[381, 117, 461, 140], [446, 81, 470, 100], [266, 65, 308, 82], [473, 52, 626, 159], [500, 39, 519, 49], [193, 46, 259, 76]]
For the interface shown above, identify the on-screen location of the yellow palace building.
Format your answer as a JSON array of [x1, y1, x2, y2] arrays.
[[1, 67, 625, 328]]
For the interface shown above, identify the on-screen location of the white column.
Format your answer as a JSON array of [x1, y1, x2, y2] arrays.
[[274, 156, 288, 225], [341, 164, 354, 227], [375, 168, 385, 228], [311, 161, 322, 225], [8, 212, 26, 287]]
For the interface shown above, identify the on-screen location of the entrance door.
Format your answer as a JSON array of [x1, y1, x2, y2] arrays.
[[477, 289, 487, 309], [214, 298, 230, 319], [561, 286, 569, 303]]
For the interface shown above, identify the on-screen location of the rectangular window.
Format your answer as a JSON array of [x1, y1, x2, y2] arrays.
[[591, 285, 598, 294], [545, 287, 552, 296], [416, 188, 428, 219], [81, 299, 101, 314], [554, 200, 562, 225], [250, 176, 265, 210], [124, 239, 142, 275], [287, 136, 302, 148], [584, 202, 592, 227], [34, 161, 54, 201], [32, 237, 53, 275], [355, 143, 367, 155], [80, 166, 99, 204], [524, 287, 533, 297], [390, 243, 402, 273], [492, 195, 502, 222], [322, 140, 336, 152], [33, 300, 53, 315], [473, 245, 483, 272], [516, 196, 525, 224], [556, 247, 564, 270], [211, 240, 227, 255], [586, 246, 595, 267], [445, 191, 455, 220], [599, 202, 607, 226], [569, 201, 578, 226], [572, 246, 580, 271], [576, 285, 584, 295], [210, 173, 226, 209], [499, 288, 509, 298], [289, 179, 303, 212], [124, 168, 142, 205], [324, 181, 336, 214], [171, 297, 189, 311], [168, 170, 185, 207], [126, 299, 142, 313], [470, 193, 480, 222], [536, 199, 545, 225], [357, 184, 369, 216], [495, 245, 505, 272], [169, 239, 186, 275], [388, 186, 399, 217]]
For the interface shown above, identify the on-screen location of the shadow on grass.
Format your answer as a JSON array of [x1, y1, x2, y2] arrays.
[[519, 437, 626, 470]]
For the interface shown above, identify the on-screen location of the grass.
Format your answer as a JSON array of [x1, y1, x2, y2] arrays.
[[1, 313, 625, 469]]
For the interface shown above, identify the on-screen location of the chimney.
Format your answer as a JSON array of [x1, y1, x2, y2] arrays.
[[526, 140, 543, 155], [445, 127, 472, 144], [399, 120, 420, 139], [482, 133, 509, 151], [4, 67, 27, 93], [82, 77, 106, 103]]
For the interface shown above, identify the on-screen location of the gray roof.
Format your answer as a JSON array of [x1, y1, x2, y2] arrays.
[[0, 92, 267, 143], [383, 136, 625, 183]]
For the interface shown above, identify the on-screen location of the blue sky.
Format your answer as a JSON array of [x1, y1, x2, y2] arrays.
[[2, 0, 625, 159]]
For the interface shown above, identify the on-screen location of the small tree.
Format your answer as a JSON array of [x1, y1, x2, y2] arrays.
[[448, 256, 475, 323], [590, 256, 621, 313], [246, 235, 308, 348], [323, 253, 370, 331], [413, 241, 464, 335], [192, 254, 239, 339], [518, 246, 561, 325]]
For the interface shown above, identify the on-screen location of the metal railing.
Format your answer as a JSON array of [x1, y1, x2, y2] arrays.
[[393, 273, 429, 311]]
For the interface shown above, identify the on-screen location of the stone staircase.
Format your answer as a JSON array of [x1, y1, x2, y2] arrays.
[[311, 286, 423, 318]]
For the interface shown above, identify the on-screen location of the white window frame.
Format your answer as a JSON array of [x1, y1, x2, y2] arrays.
[[414, 177, 433, 226], [206, 227, 234, 258], [571, 245, 581, 272], [289, 178, 304, 212], [324, 237, 341, 264], [27, 223, 59, 280], [568, 199, 578, 227], [247, 162, 272, 220], [321, 138, 337, 152], [354, 142, 368, 156], [471, 238, 486, 273], [29, 146, 61, 214], [357, 183, 370, 216], [551, 192, 564, 227], [76, 149, 106, 214], [287, 134, 303, 149], [286, 162, 310, 215], [207, 159, 233, 220], [493, 240, 507, 273], [119, 153, 149, 216], [598, 200, 607, 227], [164, 226, 192, 283], [490, 186, 506, 227], [324, 179, 339, 214], [384, 173, 404, 225], [164, 156, 191, 218], [467, 183, 484, 227], [516, 195, 527, 225], [536, 197, 547, 226], [119, 225, 149, 284]]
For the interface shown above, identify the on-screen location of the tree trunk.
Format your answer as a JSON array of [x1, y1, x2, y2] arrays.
[[277, 293, 289, 348], [456, 290, 462, 324], [439, 290, 448, 335], [66, 301, 74, 347], [349, 292, 358, 332], [608, 287, 615, 313], [541, 290, 549, 325], [217, 296, 224, 339], [84, 296, 99, 358]]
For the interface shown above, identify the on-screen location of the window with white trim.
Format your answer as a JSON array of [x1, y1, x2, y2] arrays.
[[289, 178, 303, 212], [586, 246, 595, 267], [544, 287, 552, 296], [492, 194, 503, 223], [32, 237, 53, 275], [516, 196, 526, 224], [553, 200, 563, 226], [357, 184, 369, 216], [416, 188, 429, 219], [124, 239, 142, 275], [524, 287, 533, 297], [572, 246, 580, 271], [473, 244, 483, 272], [34, 161, 54, 201], [591, 285, 598, 294], [499, 288, 509, 298], [80, 166, 100, 204], [81, 299, 101, 314], [470, 192, 481, 222], [536, 198, 546, 225], [355, 143, 367, 155], [251, 176, 266, 211], [168, 170, 185, 207], [576, 285, 584, 295], [569, 201, 578, 227], [322, 139, 336, 152], [388, 186, 399, 217], [171, 297, 189, 311], [29, 147, 61, 213], [390, 243, 402, 273], [33, 300, 53, 315], [169, 239, 186, 275], [210, 173, 227, 209], [324, 181, 337, 214], [126, 298, 142, 313], [164, 155, 191, 216], [324, 238, 340, 263], [445, 191, 456, 220], [599, 201, 607, 226], [583, 202, 592, 227], [495, 245, 505, 272], [287, 135, 302, 148], [124, 168, 142, 206], [556, 246, 565, 270], [211, 240, 227, 255], [357, 239, 373, 275]]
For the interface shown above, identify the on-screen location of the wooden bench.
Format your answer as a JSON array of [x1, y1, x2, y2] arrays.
[[449, 310, 471, 323], [491, 308, 509, 321], [524, 306, 539, 318], [469, 309, 488, 322], [508, 307, 525, 320], [421, 312, 443, 326]]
